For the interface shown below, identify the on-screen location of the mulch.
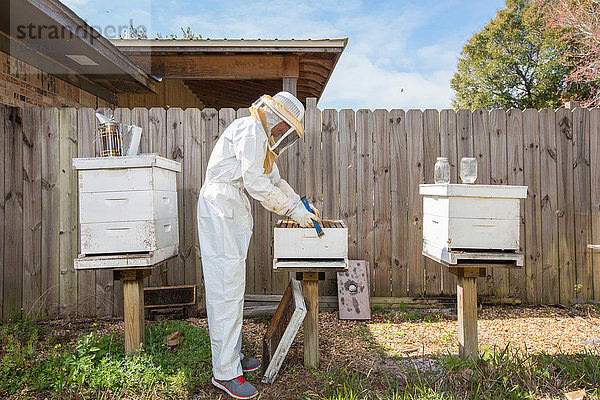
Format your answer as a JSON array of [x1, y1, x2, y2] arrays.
[[186, 304, 600, 399]]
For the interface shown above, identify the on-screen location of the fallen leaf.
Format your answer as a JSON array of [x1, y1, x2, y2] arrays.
[[565, 389, 586, 400], [165, 331, 184, 347], [461, 368, 474, 381]]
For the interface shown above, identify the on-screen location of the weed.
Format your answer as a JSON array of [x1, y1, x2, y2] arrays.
[[252, 313, 272, 324]]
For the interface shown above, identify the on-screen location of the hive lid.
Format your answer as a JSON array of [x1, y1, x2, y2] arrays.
[[419, 184, 527, 198], [72, 154, 181, 172]]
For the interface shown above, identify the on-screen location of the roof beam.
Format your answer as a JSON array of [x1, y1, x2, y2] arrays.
[[129, 55, 300, 80]]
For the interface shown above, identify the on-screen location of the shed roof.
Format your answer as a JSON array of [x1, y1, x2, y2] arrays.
[[112, 38, 347, 108]]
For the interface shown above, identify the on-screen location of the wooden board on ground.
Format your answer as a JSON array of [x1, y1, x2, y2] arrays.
[[262, 278, 307, 384], [337, 260, 371, 320], [144, 285, 196, 308]]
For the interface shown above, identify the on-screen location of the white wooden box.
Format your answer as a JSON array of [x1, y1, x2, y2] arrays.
[[273, 220, 348, 270], [73, 155, 181, 258], [420, 184, 527, 260]]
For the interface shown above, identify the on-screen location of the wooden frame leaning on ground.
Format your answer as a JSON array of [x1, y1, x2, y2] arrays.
[[1, 102, 599, 321]]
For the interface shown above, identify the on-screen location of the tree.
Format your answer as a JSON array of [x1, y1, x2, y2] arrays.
[[542, 0, 600, 107], [451, 0, 581, 109]]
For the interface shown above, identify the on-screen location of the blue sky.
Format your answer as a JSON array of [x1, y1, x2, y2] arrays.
[[63, 0, 506, 109]]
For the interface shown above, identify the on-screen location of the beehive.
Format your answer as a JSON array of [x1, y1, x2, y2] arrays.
[[273, 219, 348, 270], [420, 184, 527, 263], [73, 155, 180, 263]]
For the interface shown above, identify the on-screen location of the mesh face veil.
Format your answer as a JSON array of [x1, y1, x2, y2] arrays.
[[251, 92, 305, 156]]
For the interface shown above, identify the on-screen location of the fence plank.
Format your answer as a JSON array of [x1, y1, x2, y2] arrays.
[[472, 109, 493, 295], [506, 110, 526, 300], [357, 110, 375, 294], [390, 110, 408, 296], [373, 109, 391, 297], [556, 108, 575, 304], [59, 108, 78, 316], [75, 108, 96, 316], [572, 108, 593, 300], [321, 109, 339, 295], [456, 110, 474, 168], [590, 109, 600, 301], [166, 108, 185, 287], [322, 109, 339, 220], [41, 108, 60, 317], [22, 108, 42, 318], [406, 110, 424, 296], [489, 109, 509, 298], [440, 109, 457, 295], [539, 109, 559, 304], [305, 102, 323, 216], [423, 109, 441, 295], [148, 107, 168, 287], [339, 110, 358, 261], [0, 107, 5, 320], [183, 108, 203, 306], [4, 107, 23, 321], [523, 109, 542, 304], [132, 107, 150, 154]]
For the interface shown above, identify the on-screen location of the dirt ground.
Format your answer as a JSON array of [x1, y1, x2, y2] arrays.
[[183, 304, 600, 400]]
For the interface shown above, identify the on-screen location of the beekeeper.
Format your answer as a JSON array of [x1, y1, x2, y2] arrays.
[[197, 91, 319, 399]]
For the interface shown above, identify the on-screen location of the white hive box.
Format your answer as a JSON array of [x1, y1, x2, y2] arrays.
[[420, 184, 527, 264], [72, 155, 181, 268], [273, 220, 348, 270]]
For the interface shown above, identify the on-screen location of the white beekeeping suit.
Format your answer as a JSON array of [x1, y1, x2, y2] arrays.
[[197, 92, 318, 385]]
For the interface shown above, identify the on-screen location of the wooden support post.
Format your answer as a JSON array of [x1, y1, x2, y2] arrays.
[[456, 268, 480, 360], [283, 77, 297, 97], [123, 278, 144, 353], [115, 268, 151, 353], [302, 272, 319, 368]]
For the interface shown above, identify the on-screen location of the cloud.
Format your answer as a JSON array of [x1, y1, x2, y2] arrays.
[[320, 52, 455, 110]]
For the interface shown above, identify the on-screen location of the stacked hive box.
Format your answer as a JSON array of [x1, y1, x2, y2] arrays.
[[73, 155, 180, 268], [419, 184, 527, 264]]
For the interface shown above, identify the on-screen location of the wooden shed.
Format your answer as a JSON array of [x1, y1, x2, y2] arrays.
[[112, 38, 347, 109]]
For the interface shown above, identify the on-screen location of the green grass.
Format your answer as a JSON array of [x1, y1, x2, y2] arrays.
[[312, 345, 600, 400], [0, 318, 211, 399]]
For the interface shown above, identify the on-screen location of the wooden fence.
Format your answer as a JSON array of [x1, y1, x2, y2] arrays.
[[1, 103, 600, 321]]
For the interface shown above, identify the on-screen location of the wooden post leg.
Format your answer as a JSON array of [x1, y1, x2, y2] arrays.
[[123, 277, 145, 353], [457, 271, 478, 360], [303, 272, 319, 368]]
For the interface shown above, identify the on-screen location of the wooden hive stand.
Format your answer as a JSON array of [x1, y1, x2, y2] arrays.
[[427, 252, 523, 360], [272, 219, 349, 369]]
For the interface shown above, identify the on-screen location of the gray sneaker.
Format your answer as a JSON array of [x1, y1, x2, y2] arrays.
[[211, 376, 258, 399], [241, 356, 261, 372]]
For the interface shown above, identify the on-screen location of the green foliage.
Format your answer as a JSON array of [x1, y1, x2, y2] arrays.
[[451, 0, 583, 109], [0, 319, 212, 398]]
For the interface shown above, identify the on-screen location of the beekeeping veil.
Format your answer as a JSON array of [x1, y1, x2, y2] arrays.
[[249, 91, 305, 174]]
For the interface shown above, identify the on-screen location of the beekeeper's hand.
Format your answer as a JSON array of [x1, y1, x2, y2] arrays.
[[289, 202, 319, 228], [308, 203, 321, 220]]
